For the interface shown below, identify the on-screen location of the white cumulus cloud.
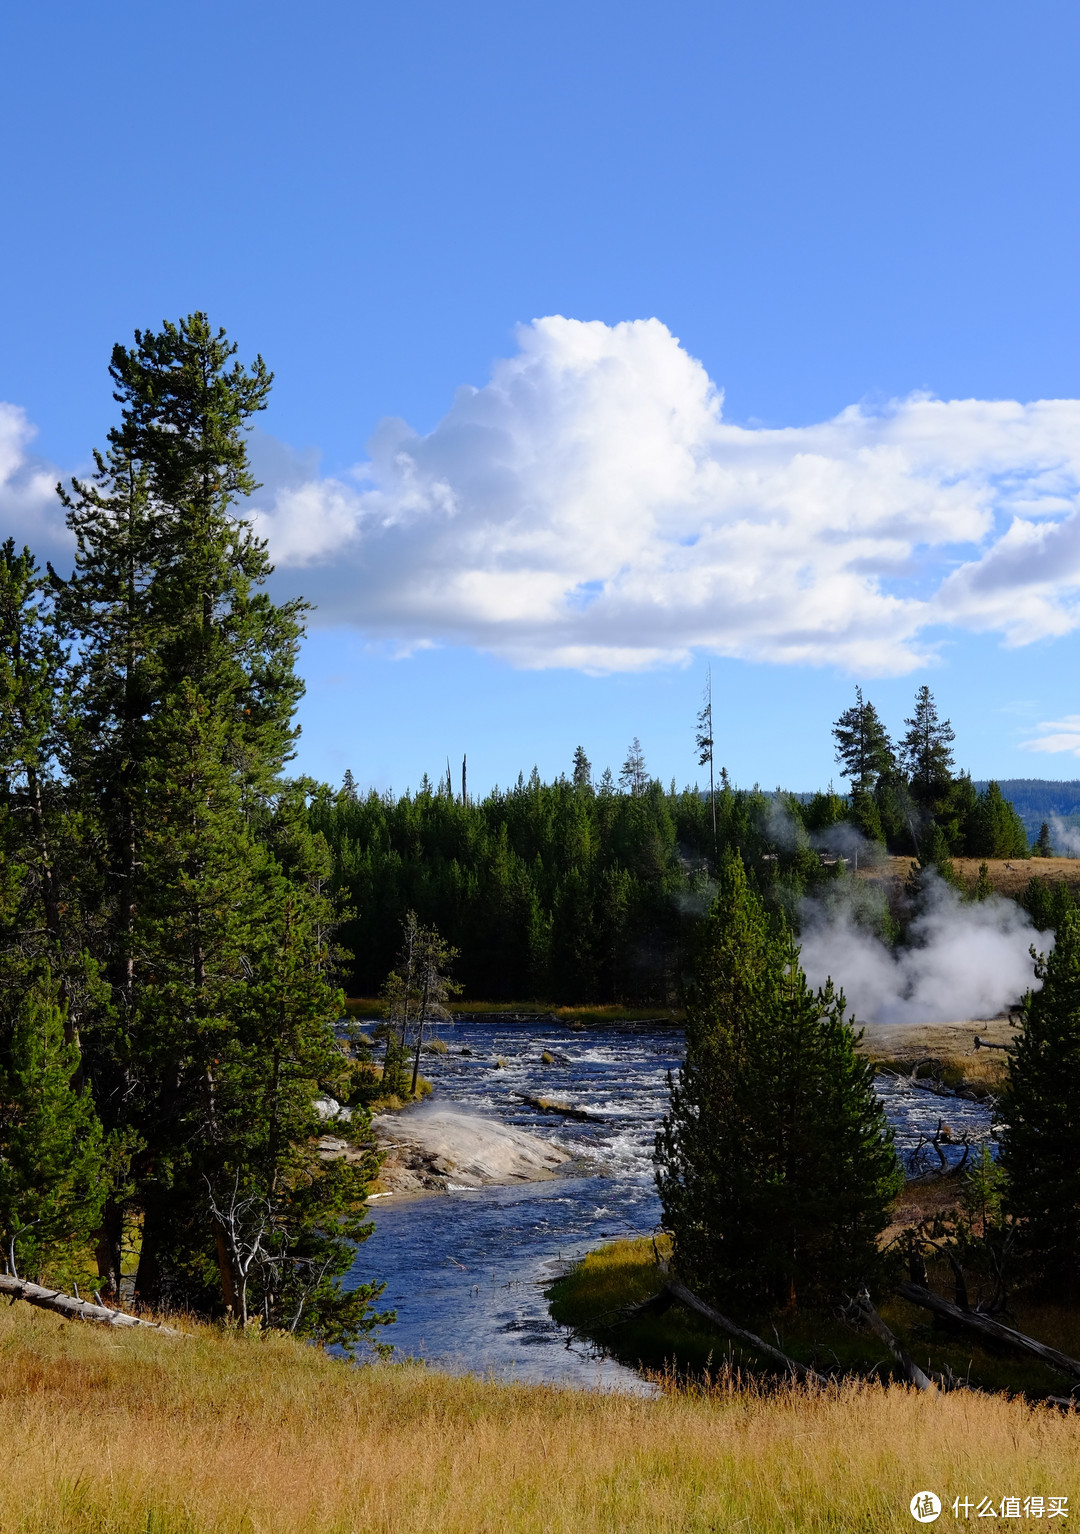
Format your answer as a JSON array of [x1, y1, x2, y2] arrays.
[[0, 403, 69, 558], [248, 317, 1080, 672], [9, 317, 1080, 675]]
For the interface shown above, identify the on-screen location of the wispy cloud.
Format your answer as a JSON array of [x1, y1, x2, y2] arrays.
[[1022, 716, 1080, 757], [0, 403, 69, 560]]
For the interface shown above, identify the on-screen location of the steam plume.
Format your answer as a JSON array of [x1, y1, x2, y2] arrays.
[[799, 874, 1050, 1025]]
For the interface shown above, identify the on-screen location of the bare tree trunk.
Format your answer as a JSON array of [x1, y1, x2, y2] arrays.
[[214, 1222, 238, 1317], [0, 1275, 183, 1334], [848, 1289, 935, 1390], [134, 1208, 163, 1308], [95, 1197, 125, 1299], [411, 971, 431, 1097], [660, 1279, 828, 1385]]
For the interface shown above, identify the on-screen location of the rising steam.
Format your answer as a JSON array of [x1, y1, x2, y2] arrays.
[[799, 873, 1051, 1026], [1050, 815, 1080, 857]]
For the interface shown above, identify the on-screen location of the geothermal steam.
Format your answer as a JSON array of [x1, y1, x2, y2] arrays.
[[799, 875, 1052, 1026]]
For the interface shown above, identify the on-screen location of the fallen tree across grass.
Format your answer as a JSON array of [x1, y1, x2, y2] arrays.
[[0, 1275, 184, 1335], [630, 1278, 829, 1386], [897, 1281, 1080, 1384], [847, 1288, 936, 1391]]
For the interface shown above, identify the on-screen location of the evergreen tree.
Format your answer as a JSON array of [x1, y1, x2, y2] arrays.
[[571, 746, 592, 793], [899, 685, 955, 810], [1001, 909, 1080, 1298], [1034, 821, 1054, 858], [0, 968, 106, 1281], [832, 687, 894, 792], [966, 782, 1029, 859], [655, 854, 901, 1313], [696, 667, 718, 860], [48, 315, 381, 1336], [0, 542, 87, 1013], [205, 788, 387, 1343], [619, 737, 648, 796], [849, 787, 886, 846]]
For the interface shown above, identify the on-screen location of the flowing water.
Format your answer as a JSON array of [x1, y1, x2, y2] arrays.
[[344, 1017, 995, 1387]]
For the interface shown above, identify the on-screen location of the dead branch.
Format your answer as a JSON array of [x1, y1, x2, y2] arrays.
[[897, 1282, 1080, 1381], [847, 1288, 936, 1391], [661, 1278, 828, 1385], [0, 1274, 184, 1335]]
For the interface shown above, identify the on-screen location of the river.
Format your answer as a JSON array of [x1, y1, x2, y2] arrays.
[[344, 1017, 994, 1387]]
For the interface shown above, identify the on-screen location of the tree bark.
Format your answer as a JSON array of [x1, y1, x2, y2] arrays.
[[95, 1197, 125, 1299], [0, 1274, 182, 1334], [897, 1282, 1080, 1381], [133, 1209, 163, 1308], [848, 1288, 936, 1391]]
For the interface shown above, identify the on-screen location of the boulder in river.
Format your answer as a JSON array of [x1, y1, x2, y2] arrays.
[[370, 1109, 569, 1194]]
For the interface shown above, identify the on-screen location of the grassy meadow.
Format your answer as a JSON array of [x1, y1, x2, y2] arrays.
[[3, 1296, 1079, 1534]]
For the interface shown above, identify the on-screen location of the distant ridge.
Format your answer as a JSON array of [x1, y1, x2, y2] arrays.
[[972, 780, 1080, 840], [776, 780, 1080, 843]]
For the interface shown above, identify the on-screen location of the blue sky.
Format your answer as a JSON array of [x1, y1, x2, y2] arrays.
[[4, 0, 1080, 795]]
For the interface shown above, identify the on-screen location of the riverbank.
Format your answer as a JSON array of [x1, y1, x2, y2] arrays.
[[548, 1235, 1080, 1400], [5, 1297, 1078, 1534], [344, 997, 684, 1027]]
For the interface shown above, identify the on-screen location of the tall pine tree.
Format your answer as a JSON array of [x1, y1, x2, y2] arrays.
[[52, 315, 382, 1339], [1001, 909, 1080, 1298], [656, 853, 901, 1312]]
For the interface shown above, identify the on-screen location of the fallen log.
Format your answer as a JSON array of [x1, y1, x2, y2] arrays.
[[517, 1092, 594, 1121], [897, 1282, 1080, 1381], [848, 1288, 935, 1391], [661, 1278, 828, 1385], [0, 1274, 184, 1336]]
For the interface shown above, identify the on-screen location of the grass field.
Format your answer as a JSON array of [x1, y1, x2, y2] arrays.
[[3, 1298, 1079, 1534]]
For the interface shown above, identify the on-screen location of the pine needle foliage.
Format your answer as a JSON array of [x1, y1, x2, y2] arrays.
[[0, 967, 106, 1281], [20, 314, 388, 1344], [1002, 909, 1080, 1298], [656, 853, 902, 1313]]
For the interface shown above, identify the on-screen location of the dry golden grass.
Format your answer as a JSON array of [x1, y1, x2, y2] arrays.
[[855, 853, 1080, 901], [3, 1300, 1079, 1534]]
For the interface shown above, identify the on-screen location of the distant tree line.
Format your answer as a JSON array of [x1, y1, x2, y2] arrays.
[[311, 749, 858, 1005], [316, 685, 1041, 1004]]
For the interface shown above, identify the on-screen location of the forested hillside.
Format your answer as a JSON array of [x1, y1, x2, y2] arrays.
[[312, 771, 768, 1003], [312, 711, 1042, 1003], [974, 779, 1080, 841]]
